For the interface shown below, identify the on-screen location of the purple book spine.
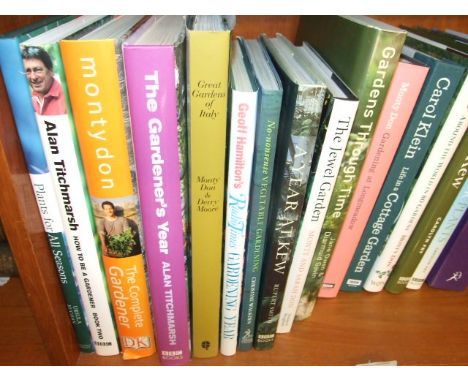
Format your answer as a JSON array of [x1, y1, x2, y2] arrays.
[[427, 208, 468, 291], [123, 44, 190, 365]]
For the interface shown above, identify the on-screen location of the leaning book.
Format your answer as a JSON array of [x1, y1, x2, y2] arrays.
[[60, 15, 156, 360], [122, 15, 191, 365], [295, 16, 405, 318], [277, 42, 358, 333], [17, 16, 120, 355], [0, 16, 93, 352], [255, 33, 327, 349]]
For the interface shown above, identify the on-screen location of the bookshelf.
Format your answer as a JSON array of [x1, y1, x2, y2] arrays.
[[0, 15, 467, 366]]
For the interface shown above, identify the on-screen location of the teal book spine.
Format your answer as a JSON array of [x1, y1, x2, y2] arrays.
[[238, 88, 282, 351], [342, 53, 465, 292]]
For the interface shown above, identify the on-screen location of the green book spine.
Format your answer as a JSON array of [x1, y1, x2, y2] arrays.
[[238, 88, 282, 351], [384, 120, 468, 293], [342, 54, 465, 292], [295, 17, 405, 318]]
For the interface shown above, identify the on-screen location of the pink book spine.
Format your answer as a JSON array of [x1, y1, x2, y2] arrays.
[[123, 45, 191, 365], [318, 61, 429, 298]]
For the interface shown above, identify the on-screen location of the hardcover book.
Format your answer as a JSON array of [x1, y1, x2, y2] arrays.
[[0, 16, 93, 352], [122, 16, 191, 365], [277, 42, 358, 333], [60, 16, 157, 360], [255, 33, 327, 349], [18, 16, 120, 355], [426, 209, 468, 291], [220, 39, 258, 356], [365, 48, 467, 292], [343, 48, 465, 293], [295, 16, 406, 317], [318, 58, 429, 297], [384, 102, 468, 293], [237, 37, 283, 352], [407, 180, 468, 290], [186, 15, 235, 358]]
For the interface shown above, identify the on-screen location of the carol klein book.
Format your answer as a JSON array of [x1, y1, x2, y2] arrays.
[[123, 15, 191, 365], [60, 15, 157, 360], [277, 42, 358, 333], [255, 33, 326, 350], [220, 38, 258, 356], [19, 15, 121, 356]]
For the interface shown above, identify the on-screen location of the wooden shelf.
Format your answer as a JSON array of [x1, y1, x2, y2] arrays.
[[0, 15, 467, 366], [76, 285, 468, 366]]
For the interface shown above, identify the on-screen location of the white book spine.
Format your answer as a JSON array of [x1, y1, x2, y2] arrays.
[[407, 181, 468, 289], [220, 89, 257, 356], [36, 113, 119, 355], [277, 98, 358, 333], [364, 77, 468, 292]]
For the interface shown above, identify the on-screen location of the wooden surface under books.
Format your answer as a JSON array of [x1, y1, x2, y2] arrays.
[[79, 285, 468, 366]]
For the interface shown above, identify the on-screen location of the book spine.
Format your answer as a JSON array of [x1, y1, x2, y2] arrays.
[[187, 29, 231, 358], [255, 84, 326, 349], [426, 209, 468, 291], [123, 45, 191, 365], [343, 60, 464, 293], [238, 90, 282, 351], [220, 88, 257, 356], [0, 38, 94, 352], [318, 61, 428, 298], [295, 34, 402, 319], [61, 39, 156, 360], [385, 133, 468, 293], [25, 42, 119, 355], [407, 181, 468, 289], [277, 97, 356, 333], [367, 75, 468, 292]]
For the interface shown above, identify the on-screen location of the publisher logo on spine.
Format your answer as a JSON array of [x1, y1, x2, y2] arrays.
[[121, 336, 152, 349]]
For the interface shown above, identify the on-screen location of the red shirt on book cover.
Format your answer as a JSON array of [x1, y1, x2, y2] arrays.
[[31, 77, 67, 116]]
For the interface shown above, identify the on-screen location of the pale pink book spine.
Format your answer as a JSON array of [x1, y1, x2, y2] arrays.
[[318, 61, 429, 298]]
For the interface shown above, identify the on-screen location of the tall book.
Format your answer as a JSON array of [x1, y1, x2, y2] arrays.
[[122, 16, 191, 365], [318, 58, 429, 297], [385, 133, 468, 293], [294, 16, 405, 318], [277, 42, 358, 333], [18, 16, 120, 355], [407, 180, 468, 290], [220, 39, 258, 356], [186, 15, 235, 358], [60, 16, 158, 360], [0, 16, 93, 352], [237, 38, 283, 352], [255, 33, 327, 349], [364, 50, 467, 293], [343, 48, 465, 293], [426, 209, 468, 291]]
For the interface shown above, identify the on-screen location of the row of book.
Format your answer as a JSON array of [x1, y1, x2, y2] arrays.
[[0, 15, 466, 365]]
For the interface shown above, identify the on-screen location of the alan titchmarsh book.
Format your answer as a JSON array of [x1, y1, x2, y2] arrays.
[[122, 15, 191, 365]]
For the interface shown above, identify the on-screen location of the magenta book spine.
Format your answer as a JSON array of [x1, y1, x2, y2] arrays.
[[123, 44, 190, 365]]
